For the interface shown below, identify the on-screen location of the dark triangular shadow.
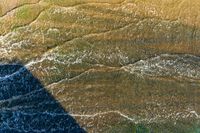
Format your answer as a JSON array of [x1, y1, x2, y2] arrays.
[[0, 64, 86, 133]]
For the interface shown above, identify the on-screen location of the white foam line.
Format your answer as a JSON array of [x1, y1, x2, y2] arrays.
[[70, 110, 135, 121], [48, 69, 95, 88], [70, 109, 200, 124]]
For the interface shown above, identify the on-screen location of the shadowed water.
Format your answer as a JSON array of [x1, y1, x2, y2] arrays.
[[0, 64, 86, 133]]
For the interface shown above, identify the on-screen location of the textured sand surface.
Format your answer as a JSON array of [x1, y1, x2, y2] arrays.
[[0, 0, 200, 132]]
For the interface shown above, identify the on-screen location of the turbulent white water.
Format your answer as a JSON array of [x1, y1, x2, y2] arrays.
[[122, 54, 200, 81]]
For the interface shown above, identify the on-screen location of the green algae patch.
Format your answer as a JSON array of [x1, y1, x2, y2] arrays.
[[43, 0, 124, 6], [106, 120, 200, 133], [15, 4, 43, 20]]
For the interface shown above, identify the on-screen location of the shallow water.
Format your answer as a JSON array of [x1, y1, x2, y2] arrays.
[[1, 0, 200, 132]]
